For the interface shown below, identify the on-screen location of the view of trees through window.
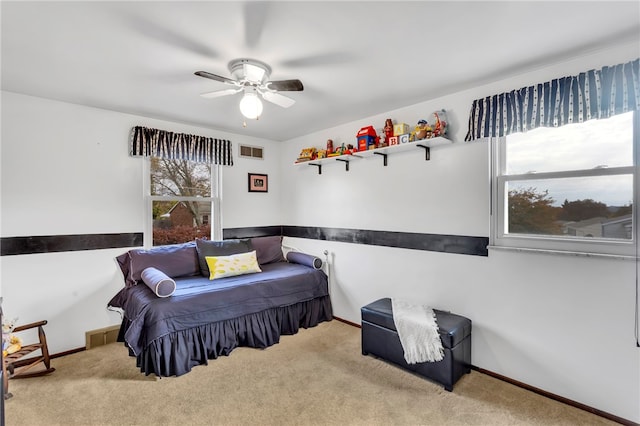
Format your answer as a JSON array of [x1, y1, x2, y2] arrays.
[[503, 111, 634, 241], [150, 158, 214, 245], [508, 187, 633, 239]]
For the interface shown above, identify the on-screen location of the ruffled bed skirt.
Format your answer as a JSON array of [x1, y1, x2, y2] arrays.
[[118, 295, 333, 377]]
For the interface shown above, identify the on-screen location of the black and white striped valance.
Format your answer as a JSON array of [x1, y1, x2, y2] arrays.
[[465, 58, 639, 141], [130, 126, 234, 165]]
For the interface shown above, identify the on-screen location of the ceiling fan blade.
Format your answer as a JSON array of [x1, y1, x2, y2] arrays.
[[280, 52, 353, 68], [194, 71, 238, 86], [200, 88, 242, 99], [243, 2, 270, 48], [261, 91, 296, 108], [266, 79, 304, 92], [126, 15, 219, 59]]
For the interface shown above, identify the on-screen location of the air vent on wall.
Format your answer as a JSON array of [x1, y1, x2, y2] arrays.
[[85, 325, 120, 349], [239, 144, 264, 160]]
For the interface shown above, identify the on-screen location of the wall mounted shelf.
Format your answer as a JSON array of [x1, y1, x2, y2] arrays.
[[295, 153, 363, 174], [294, 136, 451, 174], [356, 136, 451, 164]]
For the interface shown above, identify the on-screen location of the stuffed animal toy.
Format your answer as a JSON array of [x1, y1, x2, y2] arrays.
[[2, 317, 22, 357]]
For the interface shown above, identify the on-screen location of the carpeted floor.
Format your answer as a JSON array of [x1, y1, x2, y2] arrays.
[[5, 320, 615, 425]]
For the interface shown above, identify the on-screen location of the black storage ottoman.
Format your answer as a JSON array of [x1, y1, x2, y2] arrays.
[[361, 298, 472, 391]]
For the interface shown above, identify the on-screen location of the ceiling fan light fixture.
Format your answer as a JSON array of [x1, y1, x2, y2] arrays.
[[239, 90, 263, 120], [195, 58, 303, 119]]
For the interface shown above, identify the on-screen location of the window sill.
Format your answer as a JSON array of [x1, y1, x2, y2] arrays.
[[487, 245, 637, 261]]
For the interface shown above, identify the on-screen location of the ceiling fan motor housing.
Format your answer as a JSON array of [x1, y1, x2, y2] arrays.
[[228, 58, 272, 85]]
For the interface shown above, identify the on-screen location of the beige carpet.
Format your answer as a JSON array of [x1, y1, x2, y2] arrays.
[[5, 320, 614, 425]]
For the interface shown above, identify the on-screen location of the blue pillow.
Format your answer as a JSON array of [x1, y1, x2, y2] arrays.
[[195, 238, 252, 277], [250, 236, 285, 265], [128, 242, 199, 283]]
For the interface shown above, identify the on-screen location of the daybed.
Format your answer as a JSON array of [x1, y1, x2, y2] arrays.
[[108, 236, 332, 377]]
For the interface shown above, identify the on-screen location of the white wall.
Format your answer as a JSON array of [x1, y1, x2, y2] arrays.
[[280, 42, 640, 422], [0, 91, 283, 355], [222, 136, 283, 229]]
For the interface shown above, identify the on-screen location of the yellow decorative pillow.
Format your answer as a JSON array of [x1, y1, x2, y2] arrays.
[[205, 250, 262, 280]]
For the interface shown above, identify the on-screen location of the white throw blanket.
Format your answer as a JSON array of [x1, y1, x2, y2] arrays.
[[391, 298, 444, 364]]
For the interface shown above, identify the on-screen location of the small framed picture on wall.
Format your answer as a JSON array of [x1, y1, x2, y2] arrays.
[[248, 173, 268, 193]]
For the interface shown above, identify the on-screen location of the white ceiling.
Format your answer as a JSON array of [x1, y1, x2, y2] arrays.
[[2, 1, 639, 141]]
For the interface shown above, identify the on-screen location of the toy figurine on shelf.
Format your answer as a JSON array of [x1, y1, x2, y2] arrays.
[[431, 110, 448, 137], [383, 119, 394, 141], [411, 119, 432, 141], [333, 143, 350, 156], [295, 147, 317, 163], [378, 135, 388, 147], [378, 129, 386, 147], [327, 143, 342, 157], [317, 149, 327, 159], [326, 139, 334, 155]]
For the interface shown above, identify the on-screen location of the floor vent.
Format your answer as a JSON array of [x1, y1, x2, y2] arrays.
[[239, 144, 264, 159], [85, 325, 120, 349]]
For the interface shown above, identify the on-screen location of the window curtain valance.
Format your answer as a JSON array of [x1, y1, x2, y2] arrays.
[[465, 58, 639, 141], [130, 126, 234, 165]]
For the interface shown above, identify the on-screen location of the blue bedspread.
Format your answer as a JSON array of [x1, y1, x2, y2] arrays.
[[109, 261, 330, 357]]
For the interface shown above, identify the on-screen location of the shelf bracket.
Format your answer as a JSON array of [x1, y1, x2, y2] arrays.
[[310, 163, 322, 174], [373, 151, 388, 166], [335, 158, 350, 171], [417, 144, 430, 161]]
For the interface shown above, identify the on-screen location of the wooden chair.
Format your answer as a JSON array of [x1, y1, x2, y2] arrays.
[[2, 320, 55, 399]]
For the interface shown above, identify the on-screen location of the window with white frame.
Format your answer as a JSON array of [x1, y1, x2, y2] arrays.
[[146, 157, 221, 246], [491, 111, 637, 256]]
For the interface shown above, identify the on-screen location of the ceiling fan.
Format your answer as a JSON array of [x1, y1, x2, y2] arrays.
[[195, 58, 304, 120]]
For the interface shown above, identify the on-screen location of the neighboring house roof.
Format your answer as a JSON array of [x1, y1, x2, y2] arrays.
[[564, 217, 608, 229], [601, 214, 632, 226], [563, 215, 633, 239], [166, 202, 182, 215], [166, 201, 212, 217]]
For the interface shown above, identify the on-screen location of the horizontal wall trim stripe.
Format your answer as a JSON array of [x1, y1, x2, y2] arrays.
[[282, 226, 489, 257], [223, 226, 283, 239], [1, 233, 143, 256], [1, 227, 488, 257]]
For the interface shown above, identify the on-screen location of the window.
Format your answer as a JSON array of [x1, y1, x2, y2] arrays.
[[491, 111, 637, 257], [145, 158, 221, 246]]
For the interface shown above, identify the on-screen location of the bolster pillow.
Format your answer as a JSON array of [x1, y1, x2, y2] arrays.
[[141, 267, 176, 298], [286, 252, 323, 270]]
